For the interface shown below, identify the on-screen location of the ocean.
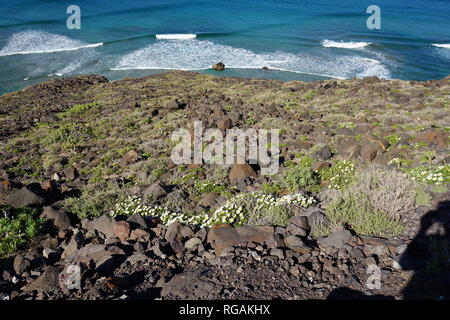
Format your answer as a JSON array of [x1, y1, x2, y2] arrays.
[[0, 0, 449, 94]]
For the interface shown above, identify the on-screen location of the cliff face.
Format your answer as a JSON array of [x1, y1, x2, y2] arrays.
[[0, 71, 449, 300]]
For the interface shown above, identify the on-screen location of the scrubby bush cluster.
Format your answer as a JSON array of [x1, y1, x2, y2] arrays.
[[281, 158, 320, 192], [0, 206, 42, 257], [64, 182, 129, 219], [321, 194, 404, 237], [318, 165, 418, 237], [318, 160, 356, 189]]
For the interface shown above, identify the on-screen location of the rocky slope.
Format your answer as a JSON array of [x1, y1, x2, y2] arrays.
[[0, 71, 449, 300]]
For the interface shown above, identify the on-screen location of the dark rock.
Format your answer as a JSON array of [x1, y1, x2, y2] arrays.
[[64, 167, 78, 181], [22, 266, 60, 293], [13, 255, 30, 275], [120, 150, 139, 167], [114, 221, 131, 241], [318, 230, 352, 249], [40, 206, 72, 231], [7, 184, 47, 208], [284, 236, 312, 254], [315, 145, 333, 160], [82, 215, 116, 239], [165, 99, 186, 111], [144, 181, 168, 199], [161, 270, 216, 298], [229, 163, 257, 185], [212, 62, 225, 71]]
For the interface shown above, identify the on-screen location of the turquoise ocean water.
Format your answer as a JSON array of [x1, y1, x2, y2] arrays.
[[0, 0, 449, 94]]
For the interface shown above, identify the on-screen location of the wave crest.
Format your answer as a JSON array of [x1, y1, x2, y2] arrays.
[[432, 44, 450, 49], [155, 34, 197, 40], [0, 30, 103, 56], [113, 39, 390, 79], [322, 40, 370, 49]]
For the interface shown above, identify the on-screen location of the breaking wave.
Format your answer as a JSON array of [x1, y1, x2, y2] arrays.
[[432, 43, 450, 49], [0, 30, 103, 56], [322, 40, 371, 49], [155, 34, 197, 40], [113, 39, 390, 79]]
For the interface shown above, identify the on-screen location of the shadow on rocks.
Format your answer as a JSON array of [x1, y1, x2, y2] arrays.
[[327, 200, 450, 300]]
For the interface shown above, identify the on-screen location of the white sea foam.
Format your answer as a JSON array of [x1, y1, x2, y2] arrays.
[[0, 30, 103, 56], [113, 39, 390, 79], [155, 34, 197, 40], [322, 40, 370, 49], [432, 44, 450, 49]]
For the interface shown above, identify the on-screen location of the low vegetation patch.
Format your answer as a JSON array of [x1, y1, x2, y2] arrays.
[[319, 165, 418, 237], [110, 192, 316, 228], [0, 206, 43, 257]]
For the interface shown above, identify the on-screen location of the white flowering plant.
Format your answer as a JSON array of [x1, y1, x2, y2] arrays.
[[406, 165, 449, 185], [319, 160, 356, 189], [337, 122, 356, 130], [110, 192, 317, 228]]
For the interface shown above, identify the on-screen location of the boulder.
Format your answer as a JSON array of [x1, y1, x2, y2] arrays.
[[82, 215, 116, 239], [13, 255, 30, 275], [229, 163, 257, 185], [415, 129, 448, 149], [22, 266, 60, 293], [315, 145, 332, 160], [144, 181, 168, 199], [212, 62, 225, 71], [283, 236, 312, 254], [40, 206, 72, 231], [7, 184, 47, 208], [114, 221, 131, 241], [165, 99, 186, 111], [318, 230, 352, 249], [207, 225, 273, 256], [120, 150, 139, 167]]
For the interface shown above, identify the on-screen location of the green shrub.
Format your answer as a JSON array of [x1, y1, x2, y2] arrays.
[[281, 157, 320, 192], [0, 206, 43, 257], [319, 160, 356, 189], [60, 102, 98, 117], [303, 90, 316, 100], [63, 182, 129, 219], [321, 165, 417, 222], [324, 194, 404, 237], [415, 187, 432, 207]]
